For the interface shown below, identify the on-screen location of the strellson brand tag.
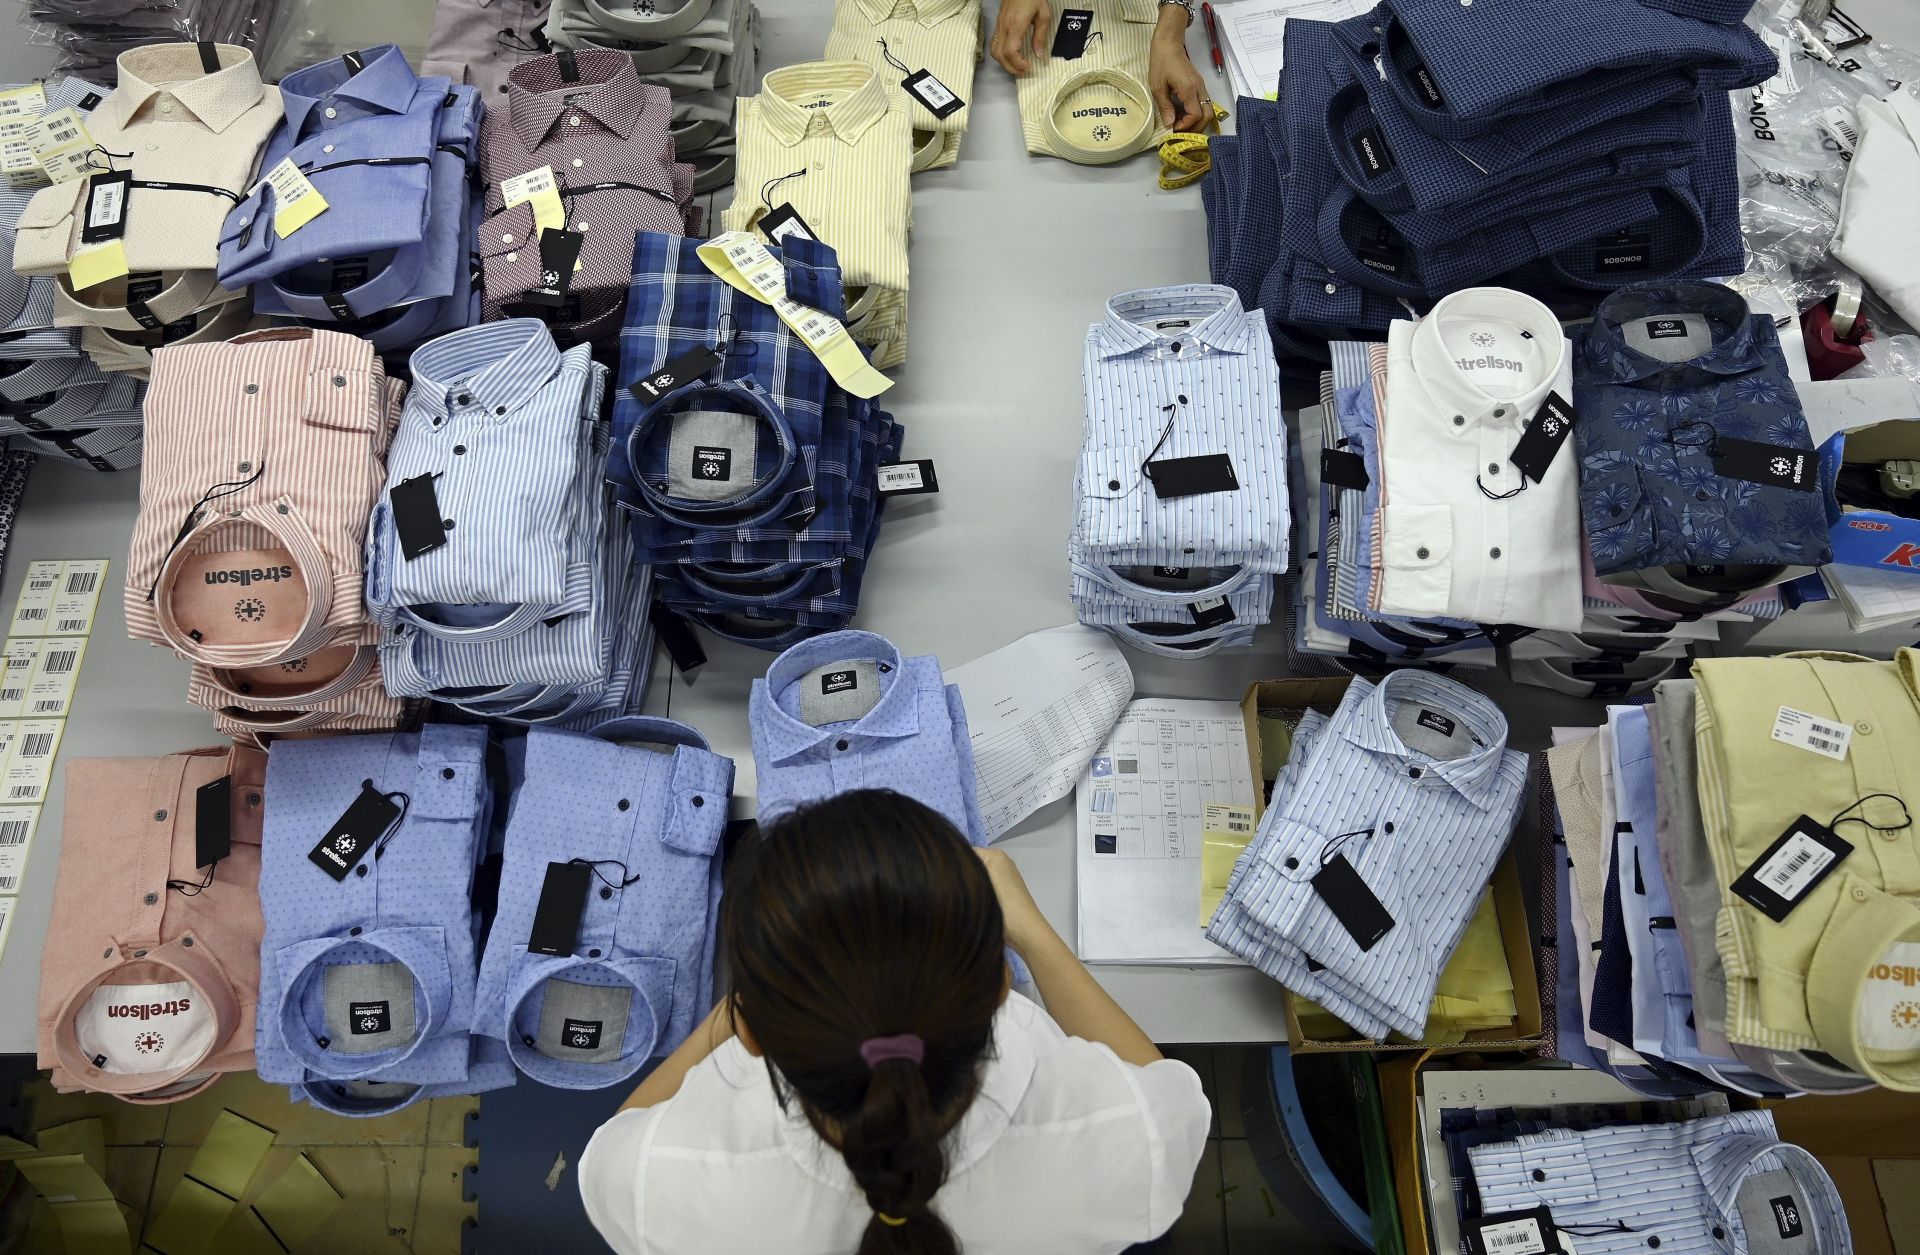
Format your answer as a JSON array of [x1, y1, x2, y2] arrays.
[[1713, 438, 1818, 492], [557, 49, 581, 82], [195, 775, 232, 869], [1155, 566, 1191, 580], [349, 1000, 391, 1035], [758, 202, 817, 245], [1771, 1195, 1805, 1239], [629, 347, 721, 402], [1731, 815, 1852, 922], [902, 69, 964, 119], [1408, 63, 1446, 109], [1350, 126, 1394, 178], [691, 445, 733, 482], [325, 258, 368, 321], [1593, 228, 1652, 273], [562, 1018, 603, 1050], [648, 603, 708, 674], [528, 861, 592, 956], [822, 668, 858, 695], [1646, 318, 1690, 339], [1415, 709, 1456, 737], [520, 228, 584, 307], [125, 272, 164, 330], [80, 170, 132, 244], [77, 92, 103, 111], [876, 459, 939, 496], [1146, 453, 1238, 499], [1320, 448, 1370, 490], [1468, 1208, 1563, 1255], [341, 49, 367, 75], [1052, 9, 1096, 58], [1310, 854, 1396, 951], [389, 474, 449, 561], [1509, 391, 1578, 484], [307, 780, 402, 882], [1188, 597, 1235, 629]]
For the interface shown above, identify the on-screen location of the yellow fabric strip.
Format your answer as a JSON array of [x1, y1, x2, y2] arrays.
[[697, 231, 896, 399]]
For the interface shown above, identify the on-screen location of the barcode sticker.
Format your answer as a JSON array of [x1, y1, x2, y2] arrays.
[[8, 562, 59, 636], [0, 720, 63, 804], [1731, 814, 1854, 922], [1757, 830, 1838, 899], [23, 635, 85, 717], [0, 897, 16, 965], [1203, 802, 1255, 835], [27, 107, 96, 184], [1478, 1218, 1547, 1255], [0, 640, 37, 720], [12, 558, 107, 638], [0, 806, 38, 893], [0, 84, 47, 118], [1771, 706, 1852, 760]]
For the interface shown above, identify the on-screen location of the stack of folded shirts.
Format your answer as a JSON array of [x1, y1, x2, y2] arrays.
[[368, 320, 642, 726], [125, 327, 409, 741], [1016, 0, 1165, 166], [547, 0, 760, 194], [256, 725, 516, 1117], [474, 720, 733, 1088], [11, 46, 281, 374], [424, 0, 555, 100], [612, 232, 905, 652], [25, 0, 274, 83], [477, 49, 700, 350], [1207, 670, 1526, 1041], [1203, 1, 1773, 359], [217, 46, 484, 357], [722, 61, 913, 368], [1070, 284, 1288, 659], [824, 0, 982, 173]]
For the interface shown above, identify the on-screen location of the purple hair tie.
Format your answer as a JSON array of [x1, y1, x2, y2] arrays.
[[859, 1033, 925, 1068]]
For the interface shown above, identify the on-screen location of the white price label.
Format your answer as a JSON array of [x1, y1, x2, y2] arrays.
[[1477, 1218, 1547, 1255], [1755, 830, 1837, 900], [0, 805, 40, 896], [0, 896, 15, 964], [0, 84, 47, 119], [46, 560, 105, 636], [500, 164, 557, 206], [877, 463, 924, 492], [85, 179, 124, 230], [0, 719, 64, 804], [9, 561, 61, 636], [28, 107, 90, 157], [24, 636, 85, 717], [1771, 706, 1852, 760]]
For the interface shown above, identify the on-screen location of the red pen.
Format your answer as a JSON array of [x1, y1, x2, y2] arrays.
[[1201, 2, 1224, 72]]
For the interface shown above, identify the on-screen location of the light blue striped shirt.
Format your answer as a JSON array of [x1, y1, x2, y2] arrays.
[[1469, 1111, 1851, 1255], [1206, 671, 1526, 1039], [368, 320, 599, 611], [1077, 285, 1290, 571]]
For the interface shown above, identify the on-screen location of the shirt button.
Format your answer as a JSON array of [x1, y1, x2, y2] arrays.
[[143, 892, 157, 905], [588, 948, 602, 957], [835, 739, 850, 751], [238, 461, 252, 473], [441, 767, 456, 780], [1408, 767, 1422, 779], [453, 444, 467, 455], [154, 809, 168, 821], [349, 926, 362, 936], [1107, 479, 1121, 491], [332, 375, 347, 387], [243, 383, 259, 395], [356, 864, 368, 877], [247, 792, 261, 806], [691, 795, 704, 807], [456, 393, 472, 405], [1489, 547, 1501, 559], [324, 106, 338, 118], [1283, 857, 1299, 869], [494, 405, 508, 416], [1416, 547, 1430, 559], [576, 222, 590, 232], [1531, 1169, 1546, 1182], [506, 252, 518, 262], [442, 518, 455, 530], [502, 233, 515, 244], [1694, 490, 1709, 501], [1323, 283, 1337, 294], [1856, 721, 1873, 734], [600, 887, 613, 900], [568, 115, 581, 125], [1853, 885, 1870, 901], [1451, 415, 1464, 427], [617, 798, 630, 810], [323, 144, 335, 154], [572, 158, 583, 167], [1492, 407, 1507, 418], [1487, 463, 1500, 475]]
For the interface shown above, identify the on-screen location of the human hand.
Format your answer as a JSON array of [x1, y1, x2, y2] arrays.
[[975, 847, 1056, 957], [1150, 27, 1210, 131], [991, 0, 1052, 75]]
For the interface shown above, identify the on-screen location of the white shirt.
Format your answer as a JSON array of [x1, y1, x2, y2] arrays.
[[1375, 287, 1585, 632], [578, 992, 1211, 1255]]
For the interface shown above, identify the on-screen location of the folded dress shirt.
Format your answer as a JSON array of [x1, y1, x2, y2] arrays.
[[1015, 0, 1163, 164], [474, 720, 732, 1087], [423, 0, 555, 100], [825, 0, 981, 172], [38, 746, 267, 1102]]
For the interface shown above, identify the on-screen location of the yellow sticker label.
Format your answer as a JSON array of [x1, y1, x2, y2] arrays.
[[67, 239, 128, 291], [1199, 802, 1257, 927], [264, 158, 329, 237], [696, 231, 894, 399], [27, 108, 95, 184], [0, 84, 47, 119]]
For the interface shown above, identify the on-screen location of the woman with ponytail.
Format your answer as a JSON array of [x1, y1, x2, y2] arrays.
[[579, 789, 1211, 1255]]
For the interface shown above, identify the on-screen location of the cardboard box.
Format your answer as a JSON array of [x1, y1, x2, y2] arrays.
[[1822, 418, 1920, 573], [1240, 677, 1353, 821]]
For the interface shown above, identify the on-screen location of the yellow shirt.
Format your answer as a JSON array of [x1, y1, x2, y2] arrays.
[[1016, 0, 1167, 164], [1692, 650, 1920, 1089], [824, 0, 983, 172]]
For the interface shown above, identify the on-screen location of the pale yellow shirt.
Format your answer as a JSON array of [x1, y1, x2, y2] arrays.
[[824, 0, 983, 172], [1016, 0, 1167, 163]]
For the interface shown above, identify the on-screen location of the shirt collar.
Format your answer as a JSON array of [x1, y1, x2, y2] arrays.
[[756, 61, 891, 148], [103, 42, 269, 135], [508, 47, 648, 148], [752, 630, 920, 764], [1407, 286, 1567, 432], [1690, 1128, 1849, 1251], [279, 45, 421, 137], [853, 0, 972, 26], [408, 318, 565, 419], [1096, 285, 1254, 358], [1336, 671, 1511, 809], [1582, 281, 1764, 383]]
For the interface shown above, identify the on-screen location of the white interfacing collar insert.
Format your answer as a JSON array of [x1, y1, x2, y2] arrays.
[[73, 980, 218, 1075]]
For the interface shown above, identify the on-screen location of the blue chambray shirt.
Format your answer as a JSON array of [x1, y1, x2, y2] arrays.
[[256, 725, 492, 1087], [218, 46, 452, 309], [472, 720, 731, 1088], [1573, 281, 1836, 575]]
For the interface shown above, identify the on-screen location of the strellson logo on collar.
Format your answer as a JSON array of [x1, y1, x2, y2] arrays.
[[1770, 1196, 1803, 1240], [822, 670, 858, 695], [1454, 355, 1525, 373], [204, 564, 294, 586], [1072, 106, 1130, 119], [107, 998, 193, 1020]]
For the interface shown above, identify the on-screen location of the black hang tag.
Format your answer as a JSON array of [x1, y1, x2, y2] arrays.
[[1713, 438, 1819, 492], [1320, 448, 1370, 490], [901, 69, 964, 118], [341, 49, 367, 76], [562, 1018, 603, 1049], [194, 775, 232, 869], [125, 271, 164, 330], [1592, 228, 1653, 273], [197, 42, 220, 73], [1188, 597, 1236, 629], [876, 459, 939, 496], [1415, 709, 1456, 737], [628, 346, 721, 402], [691, 444, 733, 482], [1480, 622, 1535, 646], [557, 49, 581, 82], [647, 602, 708, 674], [1730, 815, 1853, 922], [1310, 854, 1396, 951], [528, 860, 592, 956], [159, 313, 199, 344], [306, 780, 401, 882], [80, 170, 133, 244], [1145, 453, 1238, 499], [349, 1000, 391, 1034], [1468, 1207, 1564, 1255], [1645, 317, 1690, 340], [77, 91, 103, 112], [1510, 391, 1578, 485], [519, 228, 584, 307], [1052, 9, 1096, 58], [389, 474, 449, 561], [1350, 126, 1394, 178], [1154, 565, 1191, 580], [1408, 63, 1446, 109], [757, 202, 817, 245]]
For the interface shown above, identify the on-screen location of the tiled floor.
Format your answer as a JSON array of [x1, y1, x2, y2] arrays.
[[1160, 1044, 1355, 1255]]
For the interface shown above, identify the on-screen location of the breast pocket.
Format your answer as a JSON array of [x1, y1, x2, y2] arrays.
[[1079, 446, 1146, 550]]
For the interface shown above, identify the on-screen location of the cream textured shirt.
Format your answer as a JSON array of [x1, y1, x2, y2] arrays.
[[12, 44, 282, 277], [825, 0, 983, 172], [1016, 0, 1165, 163], [1375, 288, 1585, 632]]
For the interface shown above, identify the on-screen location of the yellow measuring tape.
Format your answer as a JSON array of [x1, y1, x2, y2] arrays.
[[1158, 102, 1230, 190]]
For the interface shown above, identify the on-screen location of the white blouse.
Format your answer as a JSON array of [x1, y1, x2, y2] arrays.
[[579, 992, 1211, 1255]]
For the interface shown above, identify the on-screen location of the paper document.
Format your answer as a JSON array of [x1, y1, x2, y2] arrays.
[[947, 625, 1133, 840], [1210, 0, 1371, 101], [1824, 562, 1920, 631], [1075, 698, 1256, 964]]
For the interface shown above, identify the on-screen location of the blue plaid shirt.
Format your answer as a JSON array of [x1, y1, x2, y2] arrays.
[[1573, 281, 1835, 575]]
